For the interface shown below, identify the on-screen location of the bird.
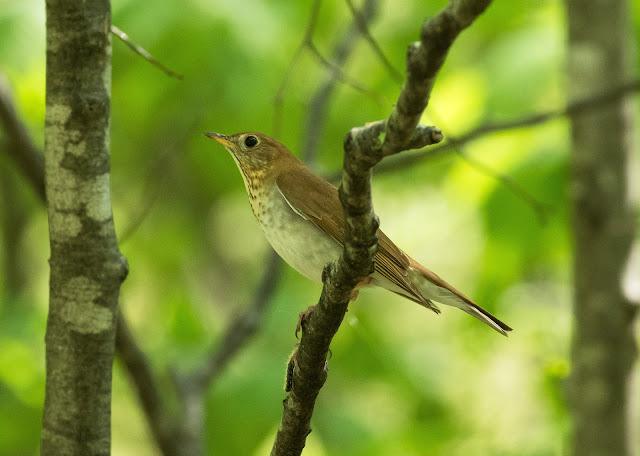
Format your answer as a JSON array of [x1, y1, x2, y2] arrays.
[[204, 131, 512, 336]]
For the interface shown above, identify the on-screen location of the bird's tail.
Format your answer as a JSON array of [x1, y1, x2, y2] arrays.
[[408, 262, 513, 336], [457, 301, 512, 336]]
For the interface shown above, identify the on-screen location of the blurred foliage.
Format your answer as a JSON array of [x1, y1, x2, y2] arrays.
[[1, 0, 639, 455]]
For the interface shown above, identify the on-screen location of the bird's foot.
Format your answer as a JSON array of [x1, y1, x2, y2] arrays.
[[295, 305, 316, 339], [350, 277, 373, 302]]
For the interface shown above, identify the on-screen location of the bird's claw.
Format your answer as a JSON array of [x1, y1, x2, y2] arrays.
[[350, 277, 373, 302]]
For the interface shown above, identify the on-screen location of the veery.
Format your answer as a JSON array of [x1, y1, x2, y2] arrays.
[[205, 131, 512, 336]]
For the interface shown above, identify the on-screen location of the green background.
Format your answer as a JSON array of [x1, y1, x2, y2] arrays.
[[1, 0, 639, 454]]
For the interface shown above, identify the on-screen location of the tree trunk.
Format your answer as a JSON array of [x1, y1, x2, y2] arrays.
[[40, 1, 128, 455], [566, 0, 638, 455]]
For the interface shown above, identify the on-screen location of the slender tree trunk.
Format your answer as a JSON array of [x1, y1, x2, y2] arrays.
[[566, 0, 638, 455], [40, 1, 128, 455]]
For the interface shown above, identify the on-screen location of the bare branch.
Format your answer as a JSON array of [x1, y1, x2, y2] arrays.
[[373, 77, 640, 176], [381, 0, 492, 155], [302, 0, 380, 165], [272, 0, 323, 137], [116, 313, 180, 456], [344, 0, 403, 84], [306, 43, 389, 105], [272, 0, 389, 137], [111, 25, 184, 80], [189, 250, 284, 389], [455, 151, 550, 224]]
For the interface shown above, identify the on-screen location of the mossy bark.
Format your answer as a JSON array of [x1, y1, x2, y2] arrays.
[[41, 1, 128, 454]]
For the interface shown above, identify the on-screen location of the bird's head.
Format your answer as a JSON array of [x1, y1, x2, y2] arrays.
[[204, 131, 295, 180]]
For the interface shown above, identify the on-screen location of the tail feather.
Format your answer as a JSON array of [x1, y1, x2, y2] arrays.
[[407, 263, 513, 336], [459, 303, 512, 336]]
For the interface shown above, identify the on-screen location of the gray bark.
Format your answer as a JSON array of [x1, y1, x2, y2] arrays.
[[566, 0, 638, 455], [40, 0, 128, 455]]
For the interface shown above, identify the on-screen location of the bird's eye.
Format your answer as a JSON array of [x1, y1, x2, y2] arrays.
[[244, 135, 258, 147]]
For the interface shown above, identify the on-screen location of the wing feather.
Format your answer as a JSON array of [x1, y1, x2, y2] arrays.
[[276, 168, 426, 305]]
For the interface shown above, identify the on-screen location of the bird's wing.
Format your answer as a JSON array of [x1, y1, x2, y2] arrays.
[[275, 168, 344, 244], [275, 168, 429, 306]]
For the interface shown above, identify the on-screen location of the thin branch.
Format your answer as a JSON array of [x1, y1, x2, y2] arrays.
[[272, 0, 323, 137], [344, 0, 403, 84], [306, 43, 389, 105], [455, 150, 550, 223], [425, 108, 551, 224], [271, 3, 488, 453], [380, 0, 492, 155], [373, 77, 640, 175], [272, 0, 389, 137], [301, 0, 380, 165], [111, 25, 184, 80], [188, 249, 284, 389], [0, 73, 45, 201], [116, 313, 180, 456]]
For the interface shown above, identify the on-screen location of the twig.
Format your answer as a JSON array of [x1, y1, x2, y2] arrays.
[[0, 73, 45, 201], [270, 2, 490, 454], [272, 0, 323, 137], [111, 25, 184, 80], [188, 250, 284, 389], [424, 109, 550, 224], [301, 0, 380, 165], [116, 313, 180, 456], [455, 150, 550, 223], [272, 0, 388, 137], [344, 0, 403, 84], [306, 43, 389, 105], [373, 77, 640, 175]]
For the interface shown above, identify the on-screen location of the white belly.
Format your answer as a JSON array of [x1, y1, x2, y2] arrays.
[[255, 191, 341, 282]]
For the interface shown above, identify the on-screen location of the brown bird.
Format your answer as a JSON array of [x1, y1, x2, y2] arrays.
[[205, 131, 512, 336]]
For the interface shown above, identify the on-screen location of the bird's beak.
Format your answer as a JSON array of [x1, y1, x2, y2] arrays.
[[204, 132, 233, 148]]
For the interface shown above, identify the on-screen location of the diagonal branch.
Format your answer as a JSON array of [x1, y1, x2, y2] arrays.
[[381, 0, 492, 155], [372, 77, 640, 175], [116, 313, 181, 456], [188, 249, 284, 390], [344, 0, 403, 84], [301, 0, 380, 166], [111, 25, 184, 80], [272, 0, 388, 137], [270, 1, 491, 455], [455, 150, 550, 223]]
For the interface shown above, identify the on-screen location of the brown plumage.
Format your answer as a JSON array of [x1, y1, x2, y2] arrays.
[[205, 131, 512, 336]]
